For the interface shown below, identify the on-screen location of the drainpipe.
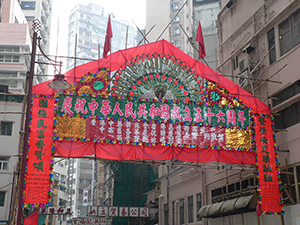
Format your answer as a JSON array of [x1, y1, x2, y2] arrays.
[[158, 194, 164, 225], [174, 200, 179, 225], [201, 168, 208, 225]]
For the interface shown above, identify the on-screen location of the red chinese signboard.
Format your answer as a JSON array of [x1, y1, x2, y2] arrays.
[[24, 97, 54, 206], [254, 116, 283, 215]]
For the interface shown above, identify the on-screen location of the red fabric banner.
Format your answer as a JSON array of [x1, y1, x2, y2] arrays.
[[254, 116, 282, 214], [24, 209, 39, 225], [196, 21, 206, 59], [85, 119, 226, 147], [24, 97, 54, 206], [103, 15, 112, 58], [54, 141, 256, 165]]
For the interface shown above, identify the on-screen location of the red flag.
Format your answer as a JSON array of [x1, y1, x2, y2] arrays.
[[256, 199, 262, 216], [195, 21, 206, 59], [103, 15, 113, 58], [24, 209, 39, 225]]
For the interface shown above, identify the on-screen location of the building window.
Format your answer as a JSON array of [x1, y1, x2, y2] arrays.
[[196, 193, 202, 221], [172, 201, 175, 225], [0, 47, 19, 52], [211, 177, 256, 203], [86, 179, 92, 184], [174, 27, 180, 35], [279, 7, 300, 56], [0, 157, 8, 171], [274, 100, 300, 130], [1, 122, 13, 136], [179, 199, 184, 224], [0, 72, 18, 78], [25, 16, 35, 21], [268, 28, 276, 65], [173, 3, 179, 10], [233, 56, 239, 71], [0, 55, 19, 63], [164, 203, 169, 225], [188, 196, 193, 223], [171, 40, 180, 48], [0, 192, 5, 206], [0, 81, 18, 88], [174, 15, 180, 22], [280, 165, 300, 205], [61, 175, 66, 183], [20, 1, 36, 10], [272, 80, 300, 107]]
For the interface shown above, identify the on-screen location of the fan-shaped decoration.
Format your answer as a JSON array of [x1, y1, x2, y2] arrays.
[[111, 53, 206, 102]]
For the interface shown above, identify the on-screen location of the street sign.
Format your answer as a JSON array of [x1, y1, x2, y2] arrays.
[[72, 217, 100, 225], [40, 207, 72, 215]]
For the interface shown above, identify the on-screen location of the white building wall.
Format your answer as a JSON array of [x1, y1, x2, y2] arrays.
[[0, 101, 23, 222], [146, 0, 170, 42]]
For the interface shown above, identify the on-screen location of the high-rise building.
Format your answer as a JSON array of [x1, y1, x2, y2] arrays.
[[146, 0, 193, 54], [0, 2, 31, 220], [0, 0, 31, 94], [0, 0, 52, 223], [193, 0, 220, 70], [51, 159, 68, 225], [66, 3, 136, 71], [66, 158, 95, 219], [146, 0, 220, 69], [19, 0, 52, 82]]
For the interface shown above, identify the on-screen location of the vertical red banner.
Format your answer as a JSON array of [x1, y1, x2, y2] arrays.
[[24, 97, 54, 206], [254, 116, 283, 215]]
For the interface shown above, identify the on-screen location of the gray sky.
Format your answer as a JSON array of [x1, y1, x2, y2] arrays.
[[49, 0, 146, 74]]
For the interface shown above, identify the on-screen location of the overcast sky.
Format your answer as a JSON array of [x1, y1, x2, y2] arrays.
[[49, 0, 146, 74]]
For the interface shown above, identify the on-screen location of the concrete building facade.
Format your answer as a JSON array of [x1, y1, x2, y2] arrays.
[[0, 2, 30, 222], [216, 1, 300, 224], [146, 0, 194, 55], [20, 0, 52, 81], [66, 3, 136, 71], [0, 100, 23, 224], [67, 158, 95, 218], [193, 0, 220, 70], [0, 0, 31, 94], [51, 160, 69, 225], [146, 0, 220, 70]]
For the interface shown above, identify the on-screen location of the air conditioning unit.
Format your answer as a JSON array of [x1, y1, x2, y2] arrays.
[[239, 70, 250, 88], [239, 57, 249, 73]]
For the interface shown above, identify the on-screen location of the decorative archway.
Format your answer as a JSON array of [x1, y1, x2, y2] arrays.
[[26, 40, 283, 216]]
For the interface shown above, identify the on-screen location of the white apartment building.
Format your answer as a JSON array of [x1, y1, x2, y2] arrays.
[[146, 0, 220, 69], [52, 159, 69, 225], [66, 3, 136, 71], [20, 0, 52, 81]]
